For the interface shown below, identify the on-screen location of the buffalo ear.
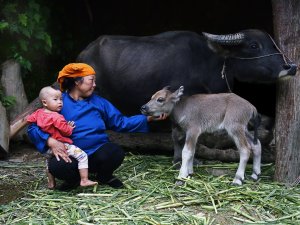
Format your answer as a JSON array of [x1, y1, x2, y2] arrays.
[[171, 86, 184, 103], [203, 31, 245, 57], [205, 40, 229, 56]]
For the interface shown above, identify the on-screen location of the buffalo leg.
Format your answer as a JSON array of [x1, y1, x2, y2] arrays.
[[172, 127, 185, 167]]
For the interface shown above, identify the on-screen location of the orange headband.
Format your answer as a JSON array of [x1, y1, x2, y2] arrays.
[[57, 63, 96, 90]]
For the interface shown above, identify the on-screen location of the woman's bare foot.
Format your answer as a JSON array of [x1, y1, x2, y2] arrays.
[[80, 179, 98, 187]]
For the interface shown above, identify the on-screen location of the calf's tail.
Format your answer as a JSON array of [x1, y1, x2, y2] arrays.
[[251, 111, 261, 145]]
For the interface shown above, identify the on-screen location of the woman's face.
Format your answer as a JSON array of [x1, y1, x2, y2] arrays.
[[76, 75, 96, 98]]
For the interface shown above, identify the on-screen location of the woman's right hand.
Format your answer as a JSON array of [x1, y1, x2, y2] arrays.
[[47, 137, 72, 163]]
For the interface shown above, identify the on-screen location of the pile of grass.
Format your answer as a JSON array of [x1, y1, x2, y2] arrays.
[[1, 154, 300, 224]]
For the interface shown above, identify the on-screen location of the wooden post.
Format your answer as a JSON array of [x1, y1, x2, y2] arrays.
[[0, 102, 9, 157], [272, 0, 300, 184], [1, 60, 29, 140]]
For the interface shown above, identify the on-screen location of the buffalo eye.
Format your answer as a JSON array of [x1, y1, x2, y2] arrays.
[[249, 42, 259, 49], [157, 97, 165, 103]]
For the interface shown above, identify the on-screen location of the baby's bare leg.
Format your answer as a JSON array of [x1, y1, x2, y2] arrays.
[[45, 157, 56, 189], [47, 169, 56, 189], [67, 144, 98, 187], [79, 168, 98, 186]]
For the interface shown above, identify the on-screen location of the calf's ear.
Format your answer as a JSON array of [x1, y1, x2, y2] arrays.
[[171, 86, 184, 103]]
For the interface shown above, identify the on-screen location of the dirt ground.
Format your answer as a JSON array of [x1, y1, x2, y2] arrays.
[[0, 141, 46, 205]]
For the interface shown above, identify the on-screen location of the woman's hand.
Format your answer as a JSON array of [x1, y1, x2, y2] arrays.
[[147, 113, 168, 122], [47, 137, 72, 163]]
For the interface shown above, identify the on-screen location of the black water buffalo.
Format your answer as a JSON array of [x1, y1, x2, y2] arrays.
[[77, 29, 297, 115]]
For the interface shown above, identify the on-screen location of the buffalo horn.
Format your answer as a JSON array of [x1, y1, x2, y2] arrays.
[[202, 32, 245, 45]]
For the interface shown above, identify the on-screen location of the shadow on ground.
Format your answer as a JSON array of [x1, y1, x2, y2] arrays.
[[0, 142, 45, 204]]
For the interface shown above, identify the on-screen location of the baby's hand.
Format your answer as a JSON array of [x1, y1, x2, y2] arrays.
[[67, 121, 76, 128]]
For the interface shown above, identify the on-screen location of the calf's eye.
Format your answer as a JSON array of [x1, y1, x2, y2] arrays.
[[157, 97, 164, 103]]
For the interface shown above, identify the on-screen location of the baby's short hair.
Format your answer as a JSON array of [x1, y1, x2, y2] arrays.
[[39, 86, 60, 100]]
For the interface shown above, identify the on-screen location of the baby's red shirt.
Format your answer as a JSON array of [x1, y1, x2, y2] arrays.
[[27, 108, 73, 144]]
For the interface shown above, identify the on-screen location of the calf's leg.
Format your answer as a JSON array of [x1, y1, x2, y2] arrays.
[[250, 139, 261, 181], [177, 130, 199, 185], [172, 127, 202, 169], [229, 128, 251, 185], [246, 130, 262, 181]]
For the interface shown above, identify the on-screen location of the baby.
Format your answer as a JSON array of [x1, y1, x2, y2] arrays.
[[27, 86, 97, 189]]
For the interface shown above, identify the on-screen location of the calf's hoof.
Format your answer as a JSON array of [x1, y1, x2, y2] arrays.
[[232, 178, 243, 186], [250, 173, 260, 181], [175, 180, 185, 186]]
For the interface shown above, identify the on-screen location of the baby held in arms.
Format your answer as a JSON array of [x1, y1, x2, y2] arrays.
[[27, 86, 97, 189]]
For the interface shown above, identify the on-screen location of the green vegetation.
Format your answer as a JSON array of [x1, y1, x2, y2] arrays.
[[0, 0, 52, 71], [0, 0, 53, 104], [0, 91, 16, 108]]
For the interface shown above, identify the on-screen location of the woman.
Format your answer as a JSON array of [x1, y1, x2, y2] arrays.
[[27, 63, 166, 191]]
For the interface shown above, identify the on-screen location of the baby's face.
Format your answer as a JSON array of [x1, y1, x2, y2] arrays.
[[43, 89, 63, 112]]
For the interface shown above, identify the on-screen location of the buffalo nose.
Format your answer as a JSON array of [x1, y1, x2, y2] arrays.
[[283, 63, 297, 75], [282, 64, 291, 70]]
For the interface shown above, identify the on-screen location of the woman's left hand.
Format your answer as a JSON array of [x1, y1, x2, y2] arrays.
[[147, 113, 168, 122]]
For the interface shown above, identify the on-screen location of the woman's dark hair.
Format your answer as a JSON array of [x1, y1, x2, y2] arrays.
[[61, 77, 83, 92]]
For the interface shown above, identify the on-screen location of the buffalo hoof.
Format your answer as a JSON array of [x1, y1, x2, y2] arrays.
[[173, 161, 181, 170], [193, 158, 203, 166]]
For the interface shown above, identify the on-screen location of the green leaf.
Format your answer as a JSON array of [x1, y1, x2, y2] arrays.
[[18, 14, 28, 27], [1, 96, 16, 108], [18, 40, 28, 52], [44, 33, 52, 48], [0, 21, 9, 31], [33, 13, 41, 23], [1, 0, 52, 71], [13, 53, 32, 71], [9, 24, 19, 33]]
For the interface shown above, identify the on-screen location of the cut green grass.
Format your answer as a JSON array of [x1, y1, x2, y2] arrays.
[[0, 154, 299, 224]]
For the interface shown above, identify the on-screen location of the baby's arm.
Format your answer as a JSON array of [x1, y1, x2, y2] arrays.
[[53, 115, 74, 136]]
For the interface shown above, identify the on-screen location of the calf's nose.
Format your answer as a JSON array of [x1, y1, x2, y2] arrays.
[[140, 105, 148, 113]]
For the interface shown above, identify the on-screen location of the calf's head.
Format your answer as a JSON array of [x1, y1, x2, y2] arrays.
[[141, 86, 184, 117]]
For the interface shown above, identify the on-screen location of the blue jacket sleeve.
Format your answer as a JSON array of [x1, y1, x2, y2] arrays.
[[27, 123, 50, 154], [100, 97, 149, 133]]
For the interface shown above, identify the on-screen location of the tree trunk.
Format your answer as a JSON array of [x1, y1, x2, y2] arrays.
[[108, 130, 275, 163], [1, 60, 29, 140], [272, 0, 300, 184]]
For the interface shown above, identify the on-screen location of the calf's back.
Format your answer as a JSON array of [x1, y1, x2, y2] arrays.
[[172, 93, 256, 132]]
